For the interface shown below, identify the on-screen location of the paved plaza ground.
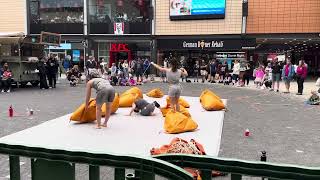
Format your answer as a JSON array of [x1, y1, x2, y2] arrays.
[[0, 78, 319, 179]]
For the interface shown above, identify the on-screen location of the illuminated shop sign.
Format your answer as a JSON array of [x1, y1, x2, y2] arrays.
[[158, 38, 256, 50], [183, 40, 224, 49]]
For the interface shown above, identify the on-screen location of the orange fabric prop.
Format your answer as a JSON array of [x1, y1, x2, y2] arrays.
[[151, 138, 225, 179], [102, 93, 119, 115], [70, 99, 97, 123], [146, 88, 164, 98], [71, 93, 120, 122], [166, 97, 190, 108], [150, 138, 205, 179], [164, 110, 198, 134], [121, 87, 143, 99], [160, 106, 191, 118], [200, 89, 225, 111], [119, 93, 139, 107]]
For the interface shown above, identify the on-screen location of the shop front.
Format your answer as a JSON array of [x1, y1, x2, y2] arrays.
[[156, 36, 256, 65], [92, 39, 152, 67]]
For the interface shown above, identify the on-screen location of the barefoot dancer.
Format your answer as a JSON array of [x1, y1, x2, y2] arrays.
[[85, 70, 115, 129], [151, 58, 188, 112], [128, 98, 161, 116]]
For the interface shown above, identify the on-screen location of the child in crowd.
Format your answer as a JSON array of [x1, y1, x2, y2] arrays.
[[224, 72, 232, 85], [129, 74, 137, 86], [263, 69, 272, 89], [150, 74, 155, 82], [111, 76, 118, 86], [118, 72, 129, 86], [254, 66, 265, 88], [306, 91, 320, 105]]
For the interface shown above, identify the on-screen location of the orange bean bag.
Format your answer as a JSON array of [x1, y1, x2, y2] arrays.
[[200, 89, 225, 111], [164, 110, 198, 134], [102, 93, 119, 115], [119, 93, 139, 107], [70, 99, 97, 123], [146, 88, 164, 98], [166, 97, 190, 108], [121, 87, 143, 99], [160, 106, 191, 118]]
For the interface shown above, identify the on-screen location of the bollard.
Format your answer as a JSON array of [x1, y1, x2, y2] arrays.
[[244, 129, 250, 137], [9, 105, 13, 117], [261, 151, 267, 180], [29, 109, 34, 116], [260, 151, 267, 162]]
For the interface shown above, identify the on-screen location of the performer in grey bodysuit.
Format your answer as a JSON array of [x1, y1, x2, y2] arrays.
[[128, 99, 160, 116], [151, 58, 188, 112], [85, 69, 115, 129]]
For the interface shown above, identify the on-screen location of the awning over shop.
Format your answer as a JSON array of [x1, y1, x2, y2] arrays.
[[0, 32, 25, 45], [0, 37, 24, 44], [0, 32, 24, 37]]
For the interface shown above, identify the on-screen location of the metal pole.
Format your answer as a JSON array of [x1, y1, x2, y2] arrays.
[[84, 46, 86, 73], [9, 156, 20, 180]]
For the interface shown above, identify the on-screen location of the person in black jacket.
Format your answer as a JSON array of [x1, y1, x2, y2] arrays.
[[37, 58, 49, 89], [46, 54, 59, 88]]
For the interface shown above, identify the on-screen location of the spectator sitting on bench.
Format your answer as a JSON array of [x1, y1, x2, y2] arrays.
[[1, 63, 12, 93]]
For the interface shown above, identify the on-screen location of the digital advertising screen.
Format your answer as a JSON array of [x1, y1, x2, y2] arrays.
[[170, 0, 226, 20], [72, 50, 80, 62]]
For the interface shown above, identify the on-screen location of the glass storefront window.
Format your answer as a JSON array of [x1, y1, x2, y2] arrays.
[[89, 0, 151, 23], [89, 0, 151, 34], [29, 0, 84, 34], [39, 0, 84, 24]]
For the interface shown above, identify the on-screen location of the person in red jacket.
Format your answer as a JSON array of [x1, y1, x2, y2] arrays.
[[1, 63, 12, 93], [296, 60, 308, 95]]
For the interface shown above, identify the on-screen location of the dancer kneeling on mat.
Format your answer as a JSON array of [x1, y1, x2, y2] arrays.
[[85, 69, 115, 129], [128, 98, 160, 116], [151, 58, 188, 112]]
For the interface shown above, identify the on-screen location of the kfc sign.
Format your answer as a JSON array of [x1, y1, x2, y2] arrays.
[[110, 44, 129, 51]]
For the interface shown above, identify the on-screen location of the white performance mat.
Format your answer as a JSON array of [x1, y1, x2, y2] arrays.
[[0, 96, 226, 157]]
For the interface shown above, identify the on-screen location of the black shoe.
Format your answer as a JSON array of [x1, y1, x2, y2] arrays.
[[296, 93, 302, 95]]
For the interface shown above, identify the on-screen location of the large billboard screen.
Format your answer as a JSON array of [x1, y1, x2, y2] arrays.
[[170, 0, 226, 20]]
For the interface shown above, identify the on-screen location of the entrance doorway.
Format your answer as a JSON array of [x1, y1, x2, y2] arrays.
[[109, 43, 132, 67], [49, 52, 66, 61]]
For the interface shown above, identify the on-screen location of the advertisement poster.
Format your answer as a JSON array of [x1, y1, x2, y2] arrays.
[[170, 0, 226, 20], [72, 50, 80, 62], [114, 22, 124, 35]]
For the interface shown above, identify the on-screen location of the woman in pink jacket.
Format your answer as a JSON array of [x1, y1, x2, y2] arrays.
[[296, 60, 308, 95]]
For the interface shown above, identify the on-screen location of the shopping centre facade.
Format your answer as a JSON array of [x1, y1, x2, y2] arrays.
[[1, 0, 320, 74]]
